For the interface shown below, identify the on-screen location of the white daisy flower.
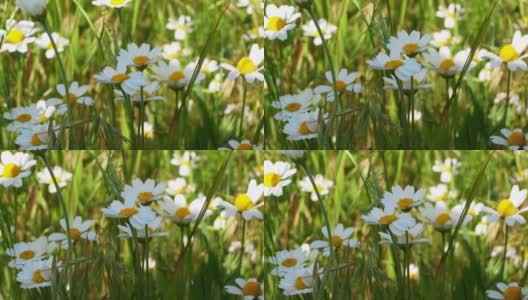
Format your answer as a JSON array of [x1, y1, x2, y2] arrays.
[[151, 60, 202, 89], [422, 47, 475, 77], [361, 205, 417, 235], [48, 216, 97, 249], [430, 30, 460, 48], [381, 185, 425, 211], [101, 198, 157, 224], [283, 111, 327, 141], [302, 19, 337, 46], [94, 62, 146, 93], [143, 121, 154, 139], [34, 32, 69, 59], [486, 282, 528, 300], [207, 73, 224, 93], [165, 178, 194, 196], [16, 257, 62, 289], [46, 81, 94, 114], [166, 16, 193, 40], [426, 184, 453, 202], [14, 124, 58, 151], [268, 247, 308, 276], [310, 223, 360, 256], [15, 0, 47, 17], [221, 44, 264, 83], [436, 4, 464, 29], [158, 195, 211, 225], [432, 158, 461, 183], [117, 216, 168, 239], [482, 185, 528, 226], [384, 68, 432, 90], [91, 0, 132, 8], [36, 166, 72, 193], [4, 105, 42, 132], [198, 58, 220, 75], [0, 20, 38, 53], [217, 179, 264, 220], [387, 30, 431, 57], [161, 42, 191, 61], [491, 128, 528, 150], [379, 223, 429, 245], [298, 174, 334, 201], [279, 264, 322, 295], [224, 278, 264, 299], [272, 88, 321, 121], [121, 178, 166, 205], [314, 68, 362, 100], [218, 139, 263, 150], [419, 201, 472, 231], [114, 81, 164, 102], [480, 31, 528, 72], [118, 43, 160, 68], [0, 151, 37, 188], [264, 4, 301, 41], [6, 236, 56, 269], [170, 152, 198, 176], [263, 160, 296, 197], [367, 50, 406, 72]]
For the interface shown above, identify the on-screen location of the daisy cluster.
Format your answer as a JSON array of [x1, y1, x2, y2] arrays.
[[264, 153, 528, 296], [264, 2, 528, 148], [3, 0, 265, 149]]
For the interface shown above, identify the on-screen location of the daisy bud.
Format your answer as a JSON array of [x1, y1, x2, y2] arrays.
[[16, 0, 47, 18]]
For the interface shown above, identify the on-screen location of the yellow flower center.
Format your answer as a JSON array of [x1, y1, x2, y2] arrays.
[[497, 199, 518, 217], [500, 44, 519, 63], [507, 132, 525, 146], [378, 214, 397, 224], [234, 193, 254, 211], [17, 114, 32, 123], [111, 73, 129, 83], [435, 213, 451, 226], [62, 93, 77, 104], [336, 80, 346, 92], [6, 29, 25, 44], [19, 250, 35, 260], [70, 228, 81, 240], [241, 281, 262, 296], [3, 163, 21, 178], [137, 192, 154, 203], [133, 56, 149, 66], [267, 16, 286, 31], [264, 172, 281, 187], [281, 258, 298, 267], [384, 59, 403, 69], [175, 207, 191, 220], [403, 43, 420, 53], [236, 57, 256, 75], [32, 269, 46, 284], [439, 59, 456, 72], [236, 143, 253, 150], [48, 177, 61, 185], [331, 235, 343, 248], [503, 286, 522, 300], [294, 276, 308, 290], [398, 197, 414, 209], [110, 0, 126, 5], [298, 121, 313, 135], [285, 102, 301, 112], [31, 134, 44, 146], [447, 12, 456, 19], [119, 207, 138, 217], [169, 71, 185, 83]]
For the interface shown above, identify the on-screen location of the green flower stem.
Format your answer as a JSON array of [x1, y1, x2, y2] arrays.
[[502, 70, 512, 126], [501, 222, 509, 279], [238, 218, 246, 275], [238, 79, 248, 139]]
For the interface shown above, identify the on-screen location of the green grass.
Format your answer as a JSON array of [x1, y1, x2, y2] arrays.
[[0, 1, 263, 149], [264, 150, 528, 299], [265, 0, 528, 149], [0, 150, 264, 299]]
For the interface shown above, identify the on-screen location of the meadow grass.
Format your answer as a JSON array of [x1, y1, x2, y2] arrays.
[[264, 150, 528, 299], [264, 0, 528, 150], [0, 150, 265, 299], [0, 0, 263, 150]]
